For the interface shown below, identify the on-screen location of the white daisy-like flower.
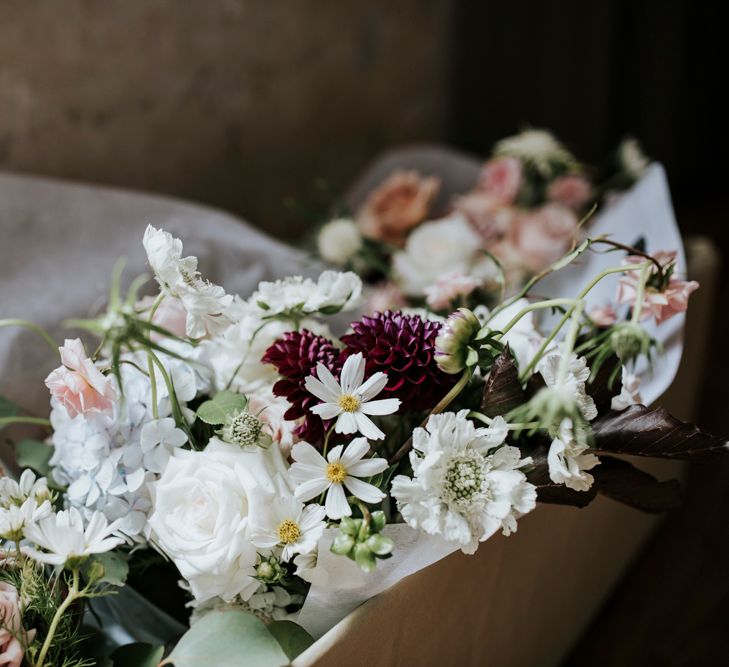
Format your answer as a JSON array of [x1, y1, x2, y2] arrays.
[[0, 497, 52, 542], [143, 225, 233, 337], [0, 469, 51, 507], [538, 351, 597, 421], [249, 493, 326, 562], [140, 417, 188, 473], [289, 438, 388, 519], [304, 352, 400, 440], [249, 271, 362, 318], [22, 507, 124, 567], [391, 410, 536, 554], [611, 367, 642, 411], [548, 419, 600, 492]]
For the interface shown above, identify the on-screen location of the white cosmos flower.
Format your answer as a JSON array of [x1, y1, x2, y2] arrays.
[[140, 417, 188, 473], [391, 410, 536, 554], [143, 225, 233, 338], [289, 438, 388, 519], [249, 492, 326, 562], [22, 507, 123, 567], [0, 498, 52, 542], [538, 351, 597, 421], [548, 419, 600, 492], [0, 469, 51, 507], [304, 352, 400, 440]]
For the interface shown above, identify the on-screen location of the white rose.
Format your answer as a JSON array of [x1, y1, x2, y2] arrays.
[[392, 213, 482, 295], [317, 218, 362, 265], [147, 439, 290, 604]]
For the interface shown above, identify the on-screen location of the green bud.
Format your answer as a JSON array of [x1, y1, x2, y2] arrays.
[[370, 511, 387, 533], [610, 322, 652, 362], [87, 560, 106, 584], [339, 516, 360, 536], [331, 533, 355, 555], [366, 533, 394, 556], [435, 308, 482, 374], [254, 555, 284, 584], [354, 543, 377, 573]]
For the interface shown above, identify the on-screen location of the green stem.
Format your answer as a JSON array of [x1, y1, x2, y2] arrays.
[[0, 416, 51, 428], [0, 319, 57, 353], [469, 411, 540, 431], [556, 301, 585, 386], [517, 263, 649, 381], [147, 353, 159, 420], [35, 569, 80, 667], [389, 370, 471, 464], [630, 262, 651, 324], [495, 298, 582, 337]]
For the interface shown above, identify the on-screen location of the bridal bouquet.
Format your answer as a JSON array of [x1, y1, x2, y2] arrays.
[[0, 222, 724, 667], [315, 129, 652, 314]]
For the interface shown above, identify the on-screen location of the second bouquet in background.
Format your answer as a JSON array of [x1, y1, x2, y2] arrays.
[[315, 129, 651, 315]]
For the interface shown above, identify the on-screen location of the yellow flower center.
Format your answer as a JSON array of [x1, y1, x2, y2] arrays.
[[338, 393, 361, 412], [326, 462, 347, 484], [276, 519, 301, 544]]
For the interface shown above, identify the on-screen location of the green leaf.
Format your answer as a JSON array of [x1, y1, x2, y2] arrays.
[[267, 621, 314, 661], [15, 439, 53, 476], [0, 395, 18, 420], [110, 642, 165, 667], [196, 391, 248, 425], [165, 610, 289, 667], [85, 551, 130, 587]]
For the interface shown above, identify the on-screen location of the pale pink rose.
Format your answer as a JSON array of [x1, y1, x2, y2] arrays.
[[0, 581, 36, 667], [366, 282, 407, 314], [248, 392, 298, 457], [547, 174, 593, 210], [424, 272, 482, 311], [136, 295, 188, 340], [617, 251, 699, 324], [356, 171, 440, 246], [477, 156, 523, 204], [452, 192, 516, 245], [509, 204, 579, 272], [589, 305, 618, 327], [45, 338, 117, 417]]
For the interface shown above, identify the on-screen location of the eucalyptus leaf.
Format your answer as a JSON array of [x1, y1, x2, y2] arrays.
[[110, 642, 165, 667], [164, 610, 289, 667], [196, 391, 248, 425], [267, 621, 314, 661], [15, 438, 53, 476]]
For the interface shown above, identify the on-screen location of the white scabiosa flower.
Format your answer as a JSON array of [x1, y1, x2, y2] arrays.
[[318, 218, 362, 265], [143, 225, 233, 337], [22, 507, 124, 567], [391, 410, 536, 554], [289, 438, 388, 519], [249, 493, 326, 562], [548, 419, 600, 491], [537, 351, 597, 421], [304, 352, 400, 440]]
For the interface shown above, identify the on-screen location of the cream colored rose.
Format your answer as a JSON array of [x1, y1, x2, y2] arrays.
[[148, 439, 290, 604]]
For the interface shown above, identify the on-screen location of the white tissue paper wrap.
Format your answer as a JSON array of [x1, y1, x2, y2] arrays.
[[0, 154, 687, 642]]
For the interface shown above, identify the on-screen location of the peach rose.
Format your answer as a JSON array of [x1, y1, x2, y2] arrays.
[[477, 156, 523, 204], [452, 192, 516, 245], [356, 171, 440, 246], [510, 204, 579, 272], [424, 272, 482, 311], [45, 338, 117, 417], [0, 581, 35, 667], [547, 174, 593, 210]]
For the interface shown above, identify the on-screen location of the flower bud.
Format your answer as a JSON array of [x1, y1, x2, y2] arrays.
[[609, 322, 652, 362], [435, 308, 482, 374]]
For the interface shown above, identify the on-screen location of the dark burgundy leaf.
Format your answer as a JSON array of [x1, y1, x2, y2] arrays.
[[592, 405, 728, 460], [593, 455, 682, 512], [480, 346, 525, 417]]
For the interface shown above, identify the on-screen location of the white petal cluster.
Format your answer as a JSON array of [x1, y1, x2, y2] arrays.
[[547, 419, 600, 492], [143, 225, 234, 337], [0, 470, 53, 542], [391, 410, 536, 554], [611, 367, 642, 411], [249, 271, 363, 318], [538, 351, 598, 421], [317, 218, 362, 266], [494, 129, 576, 176]]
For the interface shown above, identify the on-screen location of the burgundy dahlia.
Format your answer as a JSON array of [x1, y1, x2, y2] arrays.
[[340, 311, 457, 411], [261, 329, 342, 443]]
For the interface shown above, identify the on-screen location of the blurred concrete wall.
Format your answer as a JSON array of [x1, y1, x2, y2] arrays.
[[0, 1, 452, 238]]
